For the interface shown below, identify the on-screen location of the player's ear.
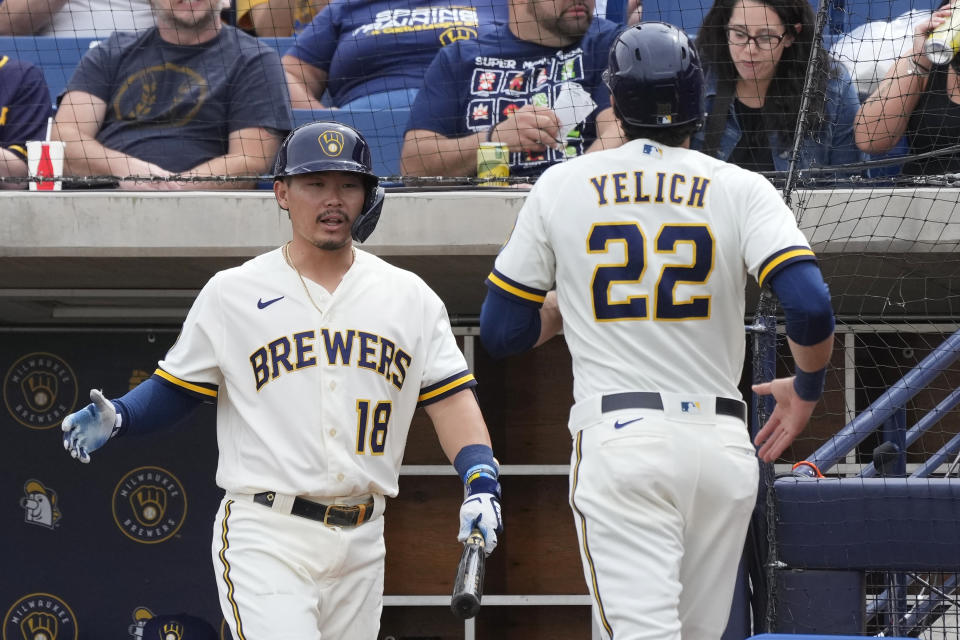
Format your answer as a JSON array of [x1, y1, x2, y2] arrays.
[[273, 178, 290, 212]]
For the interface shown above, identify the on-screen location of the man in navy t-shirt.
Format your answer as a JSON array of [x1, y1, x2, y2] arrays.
[[0, 56, 52, 189], [283, 0, 507, 109], [52, 0, 292, 189], [401, 0, 624, 180]]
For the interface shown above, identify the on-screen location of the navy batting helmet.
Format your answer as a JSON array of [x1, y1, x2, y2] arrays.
[[273, 121, 385, 243], [604, 22, 705, 130]]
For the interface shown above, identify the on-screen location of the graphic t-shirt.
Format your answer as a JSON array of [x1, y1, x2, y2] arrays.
[[66, 27, 293, 172], [0, 57, 53, 161], [287, 0, 507, 107], [405, 19, 623, 178]]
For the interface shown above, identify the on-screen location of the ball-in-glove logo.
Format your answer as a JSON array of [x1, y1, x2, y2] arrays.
[[318, 130, 344, 157], [3, 592, 78, 640], [112, 467, 187, 544], [4, 353, 78, 430]]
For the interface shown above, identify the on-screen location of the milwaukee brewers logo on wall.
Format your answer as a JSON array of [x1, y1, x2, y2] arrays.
[[112, 466, 187, 544], [3, 352, 78, 430], [318, 130, 344, 157], [3, 592, 78, 640]]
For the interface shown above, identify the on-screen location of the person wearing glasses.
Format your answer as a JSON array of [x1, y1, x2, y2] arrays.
[[692, 0, 862, 174]]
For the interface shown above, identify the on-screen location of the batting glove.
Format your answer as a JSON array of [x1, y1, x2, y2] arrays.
[[458, 475, 503, 555], [62, 389, 121, 463]]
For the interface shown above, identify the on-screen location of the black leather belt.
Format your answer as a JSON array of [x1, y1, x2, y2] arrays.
[[600, 391, 747, 423], [253, 492, 374, 527]]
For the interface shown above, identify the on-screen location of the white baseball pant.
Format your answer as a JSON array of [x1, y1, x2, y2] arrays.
[[212, 494, 386, 639], [568, 392, 759, 640]]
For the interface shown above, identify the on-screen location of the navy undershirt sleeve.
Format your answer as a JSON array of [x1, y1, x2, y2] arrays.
[[479, 287, 542, 359], [112, 376, 205, 436], [768, 260, 835, 346]]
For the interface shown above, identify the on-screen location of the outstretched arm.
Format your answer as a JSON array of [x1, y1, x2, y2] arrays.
[[62, 376, 204, 462], [752, 260, 836, 462]]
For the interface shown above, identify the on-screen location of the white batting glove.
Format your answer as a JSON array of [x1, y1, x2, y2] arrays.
[[458, 486, 503, 555], [62, 389, 120, 463]]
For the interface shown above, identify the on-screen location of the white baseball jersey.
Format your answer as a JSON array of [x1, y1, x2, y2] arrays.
[[156, 247, 475, 498], [488, 137, 815, 404]]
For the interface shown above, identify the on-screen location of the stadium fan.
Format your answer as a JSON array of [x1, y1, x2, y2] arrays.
[[50, 0, 292, 189], [233, 0, 328, 37], [0, 0, 153, 37], [692, 0, 862, 173], [854, 1, 960, 177], [282, 0, 507, 111], [831, 9, 930, 102], [400, 0, 624, 181], [0, 55, 52, 189]]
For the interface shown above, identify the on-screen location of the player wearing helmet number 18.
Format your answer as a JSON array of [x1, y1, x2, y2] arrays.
[[479, 23, 835, 640], [61, 121, 503, 639]]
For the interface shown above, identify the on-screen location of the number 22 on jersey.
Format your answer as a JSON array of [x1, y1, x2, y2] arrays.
[[587, 222, 715, 322]]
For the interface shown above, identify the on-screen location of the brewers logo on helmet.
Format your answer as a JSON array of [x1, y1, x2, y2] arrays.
[[319, 130, 345, 157]]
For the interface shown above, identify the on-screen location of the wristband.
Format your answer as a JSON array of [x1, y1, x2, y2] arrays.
[[111, 406, 124, 438], [454, 444, 498, 485], [793, 367, 826, 402]]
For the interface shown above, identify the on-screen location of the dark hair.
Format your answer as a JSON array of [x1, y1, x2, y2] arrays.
[[696, 0, 829, 144], [621, 121, 701, 147]]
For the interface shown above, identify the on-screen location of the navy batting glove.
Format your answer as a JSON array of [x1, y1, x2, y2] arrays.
[[62, 389, 120, 463], [458, 475, 503, 555]]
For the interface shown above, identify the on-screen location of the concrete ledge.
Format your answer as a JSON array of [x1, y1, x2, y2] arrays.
[[0, 190, 526, 257]]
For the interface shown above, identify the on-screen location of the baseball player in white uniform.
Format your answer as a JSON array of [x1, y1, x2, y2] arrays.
[[479, 23, 835, 640], [61, 121, 504, 639]]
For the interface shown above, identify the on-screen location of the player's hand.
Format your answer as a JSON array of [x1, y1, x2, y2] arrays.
[[752, 377, 818, 463], [62, 389, 119, 463], [458, 477, 503, 555], [488, 105, 562, 153]]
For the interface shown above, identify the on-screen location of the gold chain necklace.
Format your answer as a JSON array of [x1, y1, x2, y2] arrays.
[[282, 242, 355, 315], [283, 242, 325, 315]]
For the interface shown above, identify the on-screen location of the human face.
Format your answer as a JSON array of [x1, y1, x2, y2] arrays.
[[275, 172, 366, 252], [727, 0, 797, 85], [529, 0, 595, 43], [152, 0, 221, 32]]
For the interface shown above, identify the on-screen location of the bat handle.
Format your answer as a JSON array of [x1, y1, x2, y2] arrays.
[[451, 527, 486, 619]]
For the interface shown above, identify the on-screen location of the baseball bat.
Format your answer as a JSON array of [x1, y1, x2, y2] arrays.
[[451, 527, 486, 619]]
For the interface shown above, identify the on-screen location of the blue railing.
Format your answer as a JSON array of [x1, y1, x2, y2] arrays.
[[795, 328, 960, 477], [789, 327, 960, 635]]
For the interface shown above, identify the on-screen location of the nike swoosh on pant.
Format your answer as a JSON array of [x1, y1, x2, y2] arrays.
[[613, 417, 644, 429]]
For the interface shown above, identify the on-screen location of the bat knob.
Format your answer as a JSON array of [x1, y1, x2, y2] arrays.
[[451, 593, 481, 619]]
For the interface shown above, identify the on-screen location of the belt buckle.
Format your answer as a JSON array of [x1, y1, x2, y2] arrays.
[[323, 502, 366, 527]]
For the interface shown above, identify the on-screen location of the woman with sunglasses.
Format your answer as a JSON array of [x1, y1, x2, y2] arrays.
[[692, 0, 862, 175]]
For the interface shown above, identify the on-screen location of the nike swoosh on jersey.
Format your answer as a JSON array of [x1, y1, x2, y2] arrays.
[[613, 417, 644, 429], [257, 296, 284, 309]]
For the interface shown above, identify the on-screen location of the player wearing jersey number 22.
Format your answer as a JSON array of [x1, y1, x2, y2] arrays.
[[480, 23, 834, 640], [61, 121, 503, 639]]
